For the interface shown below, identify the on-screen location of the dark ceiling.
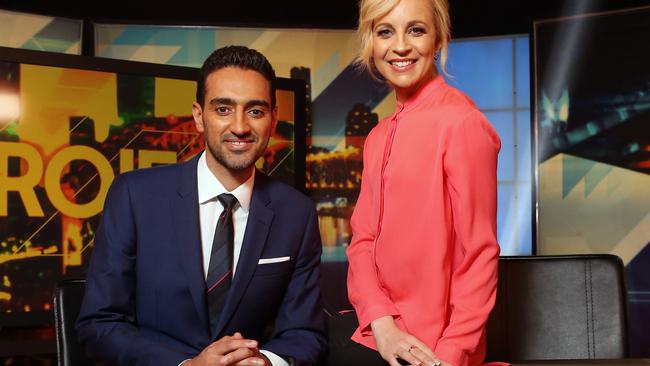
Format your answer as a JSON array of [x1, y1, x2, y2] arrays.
[[2, 0, 650, 38]]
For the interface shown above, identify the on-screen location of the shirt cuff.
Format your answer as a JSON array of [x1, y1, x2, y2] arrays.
[[260, 350, 290, 366], [434, 341, 468, 366], [178, 359, 191, 366], [358, 304, 400, 336]]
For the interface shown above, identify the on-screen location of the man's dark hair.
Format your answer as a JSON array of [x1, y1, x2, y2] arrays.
[[196, 45, 276, 108]]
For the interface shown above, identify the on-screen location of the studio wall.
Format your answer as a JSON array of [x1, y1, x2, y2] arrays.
[[0, 9, 81, 55], [2, 3, 648, 360], [92, 24, 534, 259], [534, 6, 650, 356]]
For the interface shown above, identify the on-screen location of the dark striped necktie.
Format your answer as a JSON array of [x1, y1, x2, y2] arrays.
[[206, 193, 238, 335]]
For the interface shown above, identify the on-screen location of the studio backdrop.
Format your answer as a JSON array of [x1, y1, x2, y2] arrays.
[[0, 46, 305, 325], [534, 6, 650, 356]]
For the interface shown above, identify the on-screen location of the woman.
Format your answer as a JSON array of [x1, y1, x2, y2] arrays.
[[346, 0, 501, 366]]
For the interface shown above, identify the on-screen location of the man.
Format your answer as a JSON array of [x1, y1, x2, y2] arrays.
[[77, 46, 326, 366]]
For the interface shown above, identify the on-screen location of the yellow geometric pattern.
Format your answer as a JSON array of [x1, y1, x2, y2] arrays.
[[539, 153, 650, 263]]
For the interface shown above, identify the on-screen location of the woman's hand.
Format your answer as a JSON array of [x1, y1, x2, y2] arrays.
[[370, 316, 443, 366]]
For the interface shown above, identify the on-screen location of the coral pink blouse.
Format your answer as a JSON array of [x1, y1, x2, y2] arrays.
[[347, 76, 501, 366]]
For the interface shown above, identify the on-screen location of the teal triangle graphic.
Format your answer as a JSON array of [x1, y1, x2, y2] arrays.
[[167, 29, 215, 67], [113, 27, 158, 45], [22, 38, 75, 53], [110, 27, 217, 67], [21, 18, 81, 53], [607, 170, 622, 196], [562, 154, 595, 198], [585, 163, 613, 197]]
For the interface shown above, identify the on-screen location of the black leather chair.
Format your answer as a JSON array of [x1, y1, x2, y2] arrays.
[[320, 261, 352, 316], [485, 254, 628, 361], [53, 278, 94, 366], [324, 254, 629, 365]]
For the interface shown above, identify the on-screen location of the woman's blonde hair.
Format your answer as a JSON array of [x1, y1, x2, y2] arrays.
[[355, 0, 451, 79]]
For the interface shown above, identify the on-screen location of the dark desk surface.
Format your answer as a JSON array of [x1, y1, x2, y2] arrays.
[[515, 360, 650, 366], [0, 327, 56, 357]]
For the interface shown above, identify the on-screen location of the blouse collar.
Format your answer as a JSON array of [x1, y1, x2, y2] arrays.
[[395, 75, 445, 114]]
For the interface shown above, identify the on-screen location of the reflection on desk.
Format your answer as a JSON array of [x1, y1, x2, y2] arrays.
[[515, 359, 650, 366]]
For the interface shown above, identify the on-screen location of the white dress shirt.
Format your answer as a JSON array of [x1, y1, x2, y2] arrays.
[[196, 152, 288, 366]]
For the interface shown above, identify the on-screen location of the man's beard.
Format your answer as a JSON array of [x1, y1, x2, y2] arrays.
[[206, 137, 268, 171]]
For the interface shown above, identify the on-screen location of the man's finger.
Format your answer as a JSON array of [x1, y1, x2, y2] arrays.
[[210, 337, 258, 355], [221, 346, 257, 365], [233, 356, 268, 366]]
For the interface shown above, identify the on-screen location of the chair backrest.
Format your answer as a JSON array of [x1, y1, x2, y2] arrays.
[[53, 279, 94, 366], [320, 261, 352, 316], [486, 254, 629, 361]]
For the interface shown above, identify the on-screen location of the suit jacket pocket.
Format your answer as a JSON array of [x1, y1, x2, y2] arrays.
[[253, 259, 294, 276]]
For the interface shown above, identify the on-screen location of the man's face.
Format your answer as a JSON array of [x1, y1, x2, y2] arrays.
[[193, 67, 276, 177]]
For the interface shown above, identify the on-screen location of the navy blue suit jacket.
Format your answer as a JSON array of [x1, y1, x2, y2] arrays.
[[77, 156, 326, 365]]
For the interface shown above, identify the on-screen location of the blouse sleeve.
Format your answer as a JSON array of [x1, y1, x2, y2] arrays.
[[434, 110, 501, 366], [346, 135, 400, 334]]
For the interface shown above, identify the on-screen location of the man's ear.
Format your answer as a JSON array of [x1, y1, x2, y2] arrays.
[[192, 101, 205, 133], [271, 106, 279, 132]]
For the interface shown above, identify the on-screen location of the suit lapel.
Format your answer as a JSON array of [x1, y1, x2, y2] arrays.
[[171, 155, 209, 331], [214, 171, 274, 337]]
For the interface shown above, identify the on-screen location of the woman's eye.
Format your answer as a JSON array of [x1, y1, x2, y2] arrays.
[[376, 29, 392, 38], [409, 26, 426, 36]]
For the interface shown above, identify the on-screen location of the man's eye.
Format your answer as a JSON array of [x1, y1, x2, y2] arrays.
[[248, 109, 265, 118], [216, 106, 230, 114]]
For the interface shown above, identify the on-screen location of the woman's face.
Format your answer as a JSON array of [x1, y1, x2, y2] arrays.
[[372, 0, 438, 102]]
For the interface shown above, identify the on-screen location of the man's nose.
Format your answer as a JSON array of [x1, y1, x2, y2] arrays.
[[231, 110, 251, 136]]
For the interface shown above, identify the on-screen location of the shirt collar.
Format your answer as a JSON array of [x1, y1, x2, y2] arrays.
[[196, 151, 254, 212]]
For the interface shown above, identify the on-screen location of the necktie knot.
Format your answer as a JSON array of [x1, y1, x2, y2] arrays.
[[217, 193, 238, 212]]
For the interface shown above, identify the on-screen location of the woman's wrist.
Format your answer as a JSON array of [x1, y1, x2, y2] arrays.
[[370, 315, 396, 334]]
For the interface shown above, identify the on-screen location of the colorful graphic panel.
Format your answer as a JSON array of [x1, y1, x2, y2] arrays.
[[94, 24, 534, 259], [534, 7, 650, 356], [0, 9, 81, 54], [446, 35, 532, 255], [0, 48, 303, 323]]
